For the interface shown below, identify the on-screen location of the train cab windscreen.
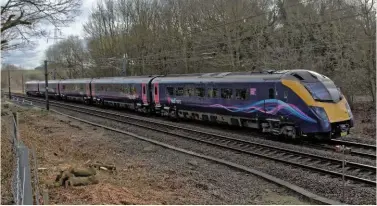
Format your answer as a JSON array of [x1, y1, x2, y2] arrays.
[[303, 80, 342, 103]]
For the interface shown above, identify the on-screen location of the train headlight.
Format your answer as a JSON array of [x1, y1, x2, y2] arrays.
[[310, 106, 330, 129], [345, 101, 353, 118]]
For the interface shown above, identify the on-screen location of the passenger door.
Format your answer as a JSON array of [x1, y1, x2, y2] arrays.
[[153, 83, 160, 106], [141, 83, 147, 104], [262, 81, 277, 119]]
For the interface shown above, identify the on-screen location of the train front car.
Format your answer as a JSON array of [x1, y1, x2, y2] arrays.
[[153, 70, 352, 140], [280, 70, 353, 139]]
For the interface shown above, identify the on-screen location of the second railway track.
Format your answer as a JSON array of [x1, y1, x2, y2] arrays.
[[16, 94, 377, 187]]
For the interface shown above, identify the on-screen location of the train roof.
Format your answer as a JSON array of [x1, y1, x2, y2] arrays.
[[153, 69, 330, 84], [39, 80, 60, 84], [24, 69, 329, 85], [59, 78, 92, 83], [25, 80, 40, 84], [154, 70, 291, 83], [91, 76, 153, 84]]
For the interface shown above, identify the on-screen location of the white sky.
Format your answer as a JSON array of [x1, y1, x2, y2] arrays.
[[1, 0, 98, 69]]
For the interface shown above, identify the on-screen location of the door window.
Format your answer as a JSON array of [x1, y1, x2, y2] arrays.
[[269, 88, 274, 99]]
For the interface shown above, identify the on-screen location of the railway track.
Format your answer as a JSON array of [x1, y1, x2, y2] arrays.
[[329, 139, 376, 156], [11, 93, 376, 160], [306, 142, 376, 160], [15, 94, 376, 187]]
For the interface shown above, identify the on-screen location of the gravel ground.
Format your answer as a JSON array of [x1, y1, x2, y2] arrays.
[[8, 101, 314, 204], [43, 103, 376, 205]]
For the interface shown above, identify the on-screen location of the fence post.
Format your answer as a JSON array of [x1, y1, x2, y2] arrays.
[[19, 146, 33, 205], [32, 148, 40, 205]]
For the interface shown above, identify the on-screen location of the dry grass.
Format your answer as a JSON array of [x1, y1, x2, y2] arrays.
[[13, 106, 203, 204], [15, 109, 155, 204], [1, 113, 15, 205]]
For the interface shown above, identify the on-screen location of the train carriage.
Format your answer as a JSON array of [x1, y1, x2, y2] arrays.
[[39, 80, 60, 99], [90, 76, 155, 112], [152, 70, 353, 139], [25, 81, 40, 96], [59, 78, 92, 103]]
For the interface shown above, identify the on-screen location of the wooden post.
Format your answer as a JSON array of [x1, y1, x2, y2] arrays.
[[44, 60, 49, 110], [8, 69, 11, 99], [21, 74, 24, 94]]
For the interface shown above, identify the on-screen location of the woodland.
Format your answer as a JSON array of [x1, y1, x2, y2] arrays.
[[1, 0, 376, 103]]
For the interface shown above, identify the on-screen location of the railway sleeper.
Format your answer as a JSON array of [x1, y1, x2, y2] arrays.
[[307, 160, 323, 165]]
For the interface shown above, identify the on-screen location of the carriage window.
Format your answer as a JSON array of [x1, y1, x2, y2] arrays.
[[221, 88, 233, 99], [166, 87, 174, 95], [207, 88, 213, 98], [207, 88, 218, 98], [123, 85, 128, 94], [185, 87, 194, 96], [196, 88, 205, 97], [269, 88, 274, 99], [155, 86, 157, 95], [235, 89, 247, 100], [176, 87, 184, 96], [143, 86, 146, 94]]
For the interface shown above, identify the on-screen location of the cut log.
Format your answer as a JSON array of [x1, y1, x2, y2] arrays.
[[65, 175, 99, 187], [71, 167, 96, 177]]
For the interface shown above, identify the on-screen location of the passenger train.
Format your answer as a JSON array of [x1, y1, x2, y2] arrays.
[[25, 70, 354, 140]]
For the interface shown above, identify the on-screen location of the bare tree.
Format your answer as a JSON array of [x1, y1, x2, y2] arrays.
[[45, 35, 89, 78], [1, 0, 82, 51]]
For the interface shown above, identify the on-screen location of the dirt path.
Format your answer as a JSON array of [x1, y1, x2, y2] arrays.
[[2, 102, 312, 204]]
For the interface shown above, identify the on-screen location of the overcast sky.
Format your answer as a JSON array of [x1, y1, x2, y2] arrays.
[[2, 0, 98, 70]]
